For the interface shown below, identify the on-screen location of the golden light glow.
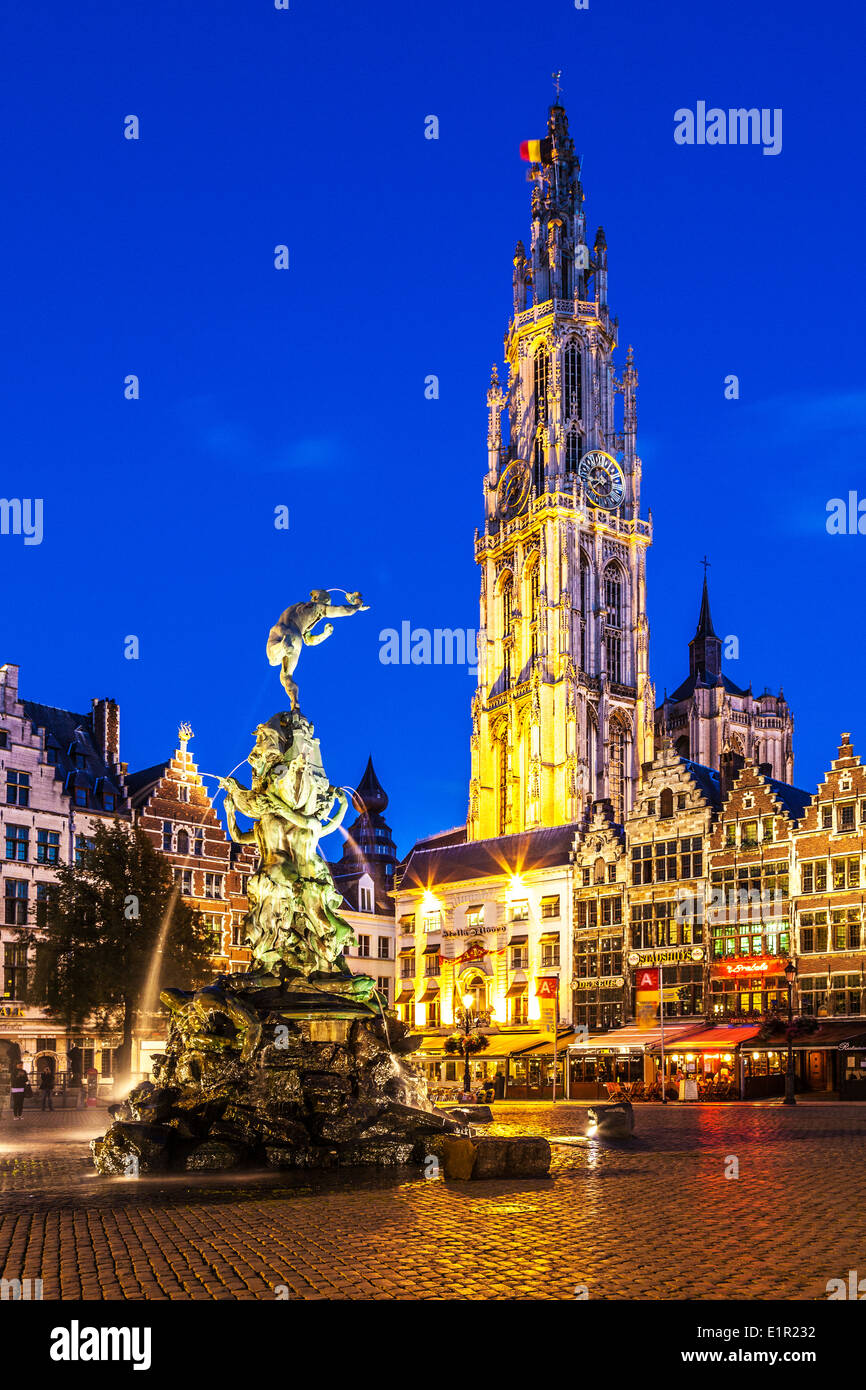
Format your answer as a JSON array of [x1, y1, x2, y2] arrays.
[[420, 890, 439, 913], [508, 874, 525, 897]]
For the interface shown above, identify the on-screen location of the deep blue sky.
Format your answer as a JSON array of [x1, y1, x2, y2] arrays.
[[2, 0, 864, 855]]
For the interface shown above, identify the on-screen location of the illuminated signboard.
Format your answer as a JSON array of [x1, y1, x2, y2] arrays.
[[627, 947, 705, 967], [711, 956, 784, 978]]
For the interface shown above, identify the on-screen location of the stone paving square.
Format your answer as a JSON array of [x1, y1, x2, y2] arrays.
[[0, 1102, 864, 1302]]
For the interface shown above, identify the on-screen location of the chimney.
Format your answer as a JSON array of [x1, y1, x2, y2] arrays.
[[758, 762, 772, 779], [91, 698, 120, 769], [0, 663, 19, 714], [719, 748, 745, 802]]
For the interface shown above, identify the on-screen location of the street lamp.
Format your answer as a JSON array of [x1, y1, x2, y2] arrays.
[[783, 958, 798, 1106], [456, 991, 490, 1095]]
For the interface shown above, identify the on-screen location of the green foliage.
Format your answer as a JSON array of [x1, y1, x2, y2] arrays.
[[29, 822, 214, 1057], [443, 1031, 491, 1057]]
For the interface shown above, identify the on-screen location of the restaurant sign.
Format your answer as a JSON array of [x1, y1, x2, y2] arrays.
[[573, 976, 625, 991], [711, 955, 783, 979], [0, 1005, 25, 1018], [627, 947, 705, 968]]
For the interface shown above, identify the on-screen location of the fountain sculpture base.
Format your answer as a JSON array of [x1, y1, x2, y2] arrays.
[[92, 976, 466, 1173]]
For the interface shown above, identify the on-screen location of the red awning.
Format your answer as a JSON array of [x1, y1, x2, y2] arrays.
[[665, 1025, 763, 1049]]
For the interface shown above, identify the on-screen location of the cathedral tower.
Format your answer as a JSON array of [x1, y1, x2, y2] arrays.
[[468, 102, 654, 841]]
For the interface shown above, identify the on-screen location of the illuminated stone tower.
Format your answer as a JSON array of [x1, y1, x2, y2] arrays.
[[468, 102, 654, 841]]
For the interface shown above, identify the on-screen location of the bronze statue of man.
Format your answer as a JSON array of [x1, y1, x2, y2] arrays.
[[266, 590, 368, 709]]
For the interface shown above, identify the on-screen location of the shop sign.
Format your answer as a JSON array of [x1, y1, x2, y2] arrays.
[[627, 947, 705, 967], [0, 1005, 25, 1018], [711, 955, 782, 979], [635, 968, 659, 991], [535, 977, 558, 998], [573, 976, 624, 990]]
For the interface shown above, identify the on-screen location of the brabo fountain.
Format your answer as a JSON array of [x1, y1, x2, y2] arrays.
[[92, 592, 466, 1173]]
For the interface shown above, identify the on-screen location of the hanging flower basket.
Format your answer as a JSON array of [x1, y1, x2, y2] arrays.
[[443, 1032, 490, 1057]]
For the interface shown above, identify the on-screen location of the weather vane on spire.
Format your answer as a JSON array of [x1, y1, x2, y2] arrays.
[[552, 70, 563, 102]]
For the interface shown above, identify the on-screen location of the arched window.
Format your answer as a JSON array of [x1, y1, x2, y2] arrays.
[[502, 575, 513, 637], [565, 428, 582, 480], [463, 972, 488, 1014], [176, 829, 189, 855], [604, 565, 623, 628], [579, 553, 590, 671], [604, 564, 623, 684], [659, 788, 674, 819], [609, 721, 627, 824], [526, 558, 540, 661], [594, 856, 606, 885], [498, 740, 508, 836], [563, 342, 582, 420], [533, 436, 545, 494], [533, 346, 548, 427]]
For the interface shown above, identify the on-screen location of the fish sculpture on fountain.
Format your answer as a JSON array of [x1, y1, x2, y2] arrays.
[[92, 592, 466, 1174]]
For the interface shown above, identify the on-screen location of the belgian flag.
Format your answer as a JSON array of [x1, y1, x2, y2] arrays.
[[520, 137, 552, 163]]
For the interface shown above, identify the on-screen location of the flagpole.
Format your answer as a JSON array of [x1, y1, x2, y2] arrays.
[[659, 962, 666, 1105]]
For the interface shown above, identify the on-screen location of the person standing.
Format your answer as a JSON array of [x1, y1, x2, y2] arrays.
[[39, 1068, 53, 1112], [10, 1067, 28, 1120]]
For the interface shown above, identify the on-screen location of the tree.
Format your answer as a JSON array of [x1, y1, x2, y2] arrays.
[[30, 822, 215, 1080]]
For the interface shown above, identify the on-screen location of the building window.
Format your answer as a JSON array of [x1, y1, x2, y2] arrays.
[[176, 829, 189, 855], [541, 896, 560, 919], [231, 917, 244, 947], [422, 912, 441, 933], [631, 844, 653, 885], [680, 835, 702, 879], [511, 944, 528, 969], [659, 788, 674, 820], [541, 941, 560, 968], [563, 341, 582, 420], [74, 786, 88, 808], [821, 806, 833, 829], [510, 991, 528, 1025], [465, 905, 484, 930], [36, 829, 59, 865], [4, 879, 28, 926], [799, 974, 828, 1017], [74, 834, 93, 864], [357, 935, 370, 958], [653, 840, 678, 883], [511, 899, 529, 923], [359, 884, 373, 912], [103, 791, 115, 811], [377, 977, 390, 1003], [609, 722, 626, 823], [799, 912, 828, 955], [762, 816, 774, 842], [3, 942, 29, 999], [830, 908, 860, 951], [194, 830, 204, 857], [0, 731, 7, 748], [6, 771, 30, 807], [832, 857, 860, 890], [533, 435, 545, 494], [203, 873, 223, 899], [400, 914, 416, 934], [35, 881, 49, 928], [829, 973, 862, 1016], [162, 821, 172, 852], [377, 936, 390, 960], [5, 824, 29, 862], [178, 785, 189, 803], [426, 1001, 440, 1027], [601, 895, 622, 926]]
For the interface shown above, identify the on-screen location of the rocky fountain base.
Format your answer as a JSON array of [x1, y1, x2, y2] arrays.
[[92, 972, 466, 1174]]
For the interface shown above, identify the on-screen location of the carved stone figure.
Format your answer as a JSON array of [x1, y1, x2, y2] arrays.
[[266, 590, 368, 709]]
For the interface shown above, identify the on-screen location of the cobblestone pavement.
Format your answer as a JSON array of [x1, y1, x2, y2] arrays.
[[0, 1101, 863, 1300]]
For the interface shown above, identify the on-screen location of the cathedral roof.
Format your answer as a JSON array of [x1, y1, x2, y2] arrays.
[[694, 574, 717, 640], [665, 671, 749, 703]]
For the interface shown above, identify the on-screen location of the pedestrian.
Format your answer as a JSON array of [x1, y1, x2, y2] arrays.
[[39, 1067, 53, 1112], [10, 1067, 28, 1120]]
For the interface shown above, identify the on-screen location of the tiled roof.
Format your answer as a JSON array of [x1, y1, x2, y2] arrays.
[[21, 700, 126, 802], [400, 821, 582, 890], [125, 762, 170, 804]]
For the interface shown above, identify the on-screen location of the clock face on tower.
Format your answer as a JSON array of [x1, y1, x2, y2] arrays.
[[578, 450, 625, 510], [496, 457, 531, 520]]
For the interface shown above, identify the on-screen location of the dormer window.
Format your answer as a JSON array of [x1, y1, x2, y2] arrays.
[[359, 884, 373, 913], [659, 789, 674, 819]]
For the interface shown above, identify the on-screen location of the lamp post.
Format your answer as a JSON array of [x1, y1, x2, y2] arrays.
[[783, 958, 798, 1106], [457, 992, 490, 1095]]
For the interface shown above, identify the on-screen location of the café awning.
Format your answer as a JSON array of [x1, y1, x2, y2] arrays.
[[508, 933, 528, 945], [506, 982, 528, 998], [568, 1024, 697, 1053], [396, 985, 415, 1003], [419, 983, 440, 1002], [664, 1025, 763, 1051], [751, 1022, 866, 1052]]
